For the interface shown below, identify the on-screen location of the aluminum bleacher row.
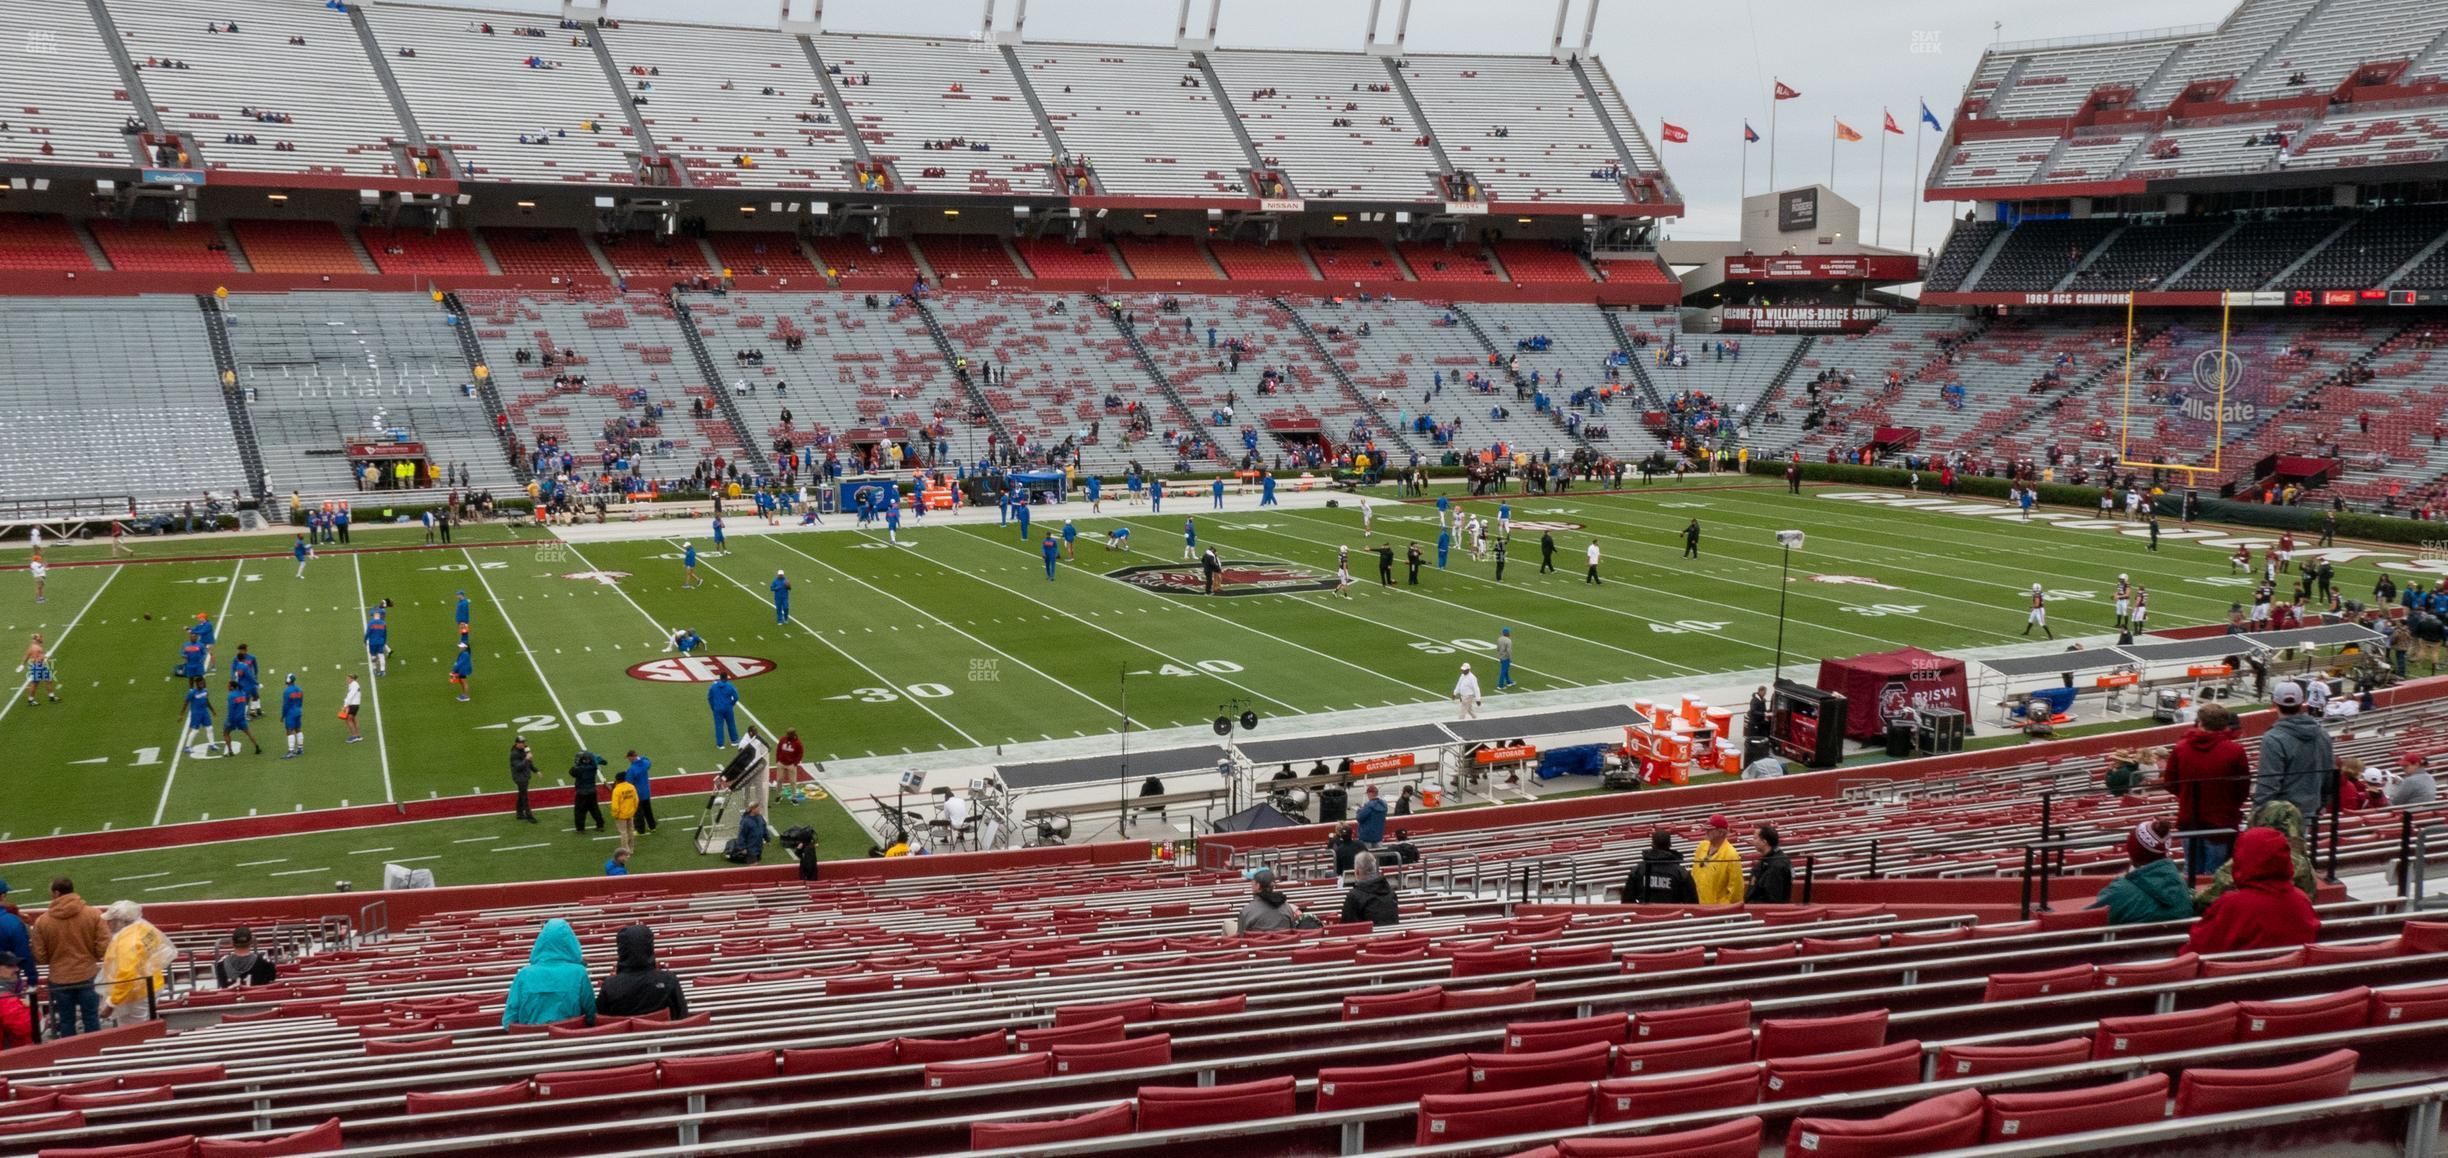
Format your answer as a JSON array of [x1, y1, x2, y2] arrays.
[[5, 851, 2445, 1156], [0, 296, 247, 506], [0, 4, 1675, 208]]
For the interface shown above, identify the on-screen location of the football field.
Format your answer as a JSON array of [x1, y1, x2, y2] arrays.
[[0, 479, 2360, 899]]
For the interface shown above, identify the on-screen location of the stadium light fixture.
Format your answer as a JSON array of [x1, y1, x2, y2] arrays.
[[739, 205, 756, 215], [515, 200, 536, 209], [1330, 214, 1349, 222], [943, 209, 960, 216], [266, 193, 287, 202]]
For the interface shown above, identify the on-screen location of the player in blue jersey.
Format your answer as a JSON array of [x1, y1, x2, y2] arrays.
[[1182, 518, 1197, 561], [279, 674, 305, 758], [682, 540, 702, 588], [293, 533, 312, 578], [364, 608, 390, 677], [450, 642, 473, 702], [222, 680, 260, 756], [771, 570, 792, 624], [231, 644, 261, 718], [182, 683, 216, 756]]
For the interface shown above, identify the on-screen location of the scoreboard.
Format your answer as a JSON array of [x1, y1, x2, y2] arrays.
[[2224, 288, 2448, 307]]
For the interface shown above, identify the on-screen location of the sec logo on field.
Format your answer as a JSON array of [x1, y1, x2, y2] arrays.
[[626, 655, 777, 683]]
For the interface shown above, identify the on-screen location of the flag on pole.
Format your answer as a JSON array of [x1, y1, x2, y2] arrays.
[[1920, 101, 1944, 131], [1883, 110, 1904, 134], [1743, 122, 1760, 143], [1834, 120, 1863, 142], [1661, 122, 1689, 143], [1774, 81, 1801, 100]]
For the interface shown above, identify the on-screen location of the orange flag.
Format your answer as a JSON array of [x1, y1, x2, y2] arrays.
[[1834, 121, 1864, 142]]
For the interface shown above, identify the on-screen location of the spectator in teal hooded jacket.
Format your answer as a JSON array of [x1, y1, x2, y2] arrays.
[[502, 919, 595, 1027], [2088, 819, 2192, 925]]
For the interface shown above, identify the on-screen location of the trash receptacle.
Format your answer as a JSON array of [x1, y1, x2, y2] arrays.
[[1885, 720, 1915, 758], [1317, 785, 1349, 823], [1744, 735, 1774, 764]]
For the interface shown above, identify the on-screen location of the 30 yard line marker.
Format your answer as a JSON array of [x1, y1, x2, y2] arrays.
[[151, 560, 244, 826]]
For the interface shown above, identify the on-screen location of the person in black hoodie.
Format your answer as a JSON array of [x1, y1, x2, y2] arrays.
[[1340, 852, 1400, 927], [596, 924, 687, 1019], [1622, 830, 1698, 903], [569, 749, 604, 832], [1326, 822, 1365, 875], [1745, 824, 1794, 905]]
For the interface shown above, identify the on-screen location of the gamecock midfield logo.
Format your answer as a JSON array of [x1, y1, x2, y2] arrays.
[[1106, 561, 1336, 597]]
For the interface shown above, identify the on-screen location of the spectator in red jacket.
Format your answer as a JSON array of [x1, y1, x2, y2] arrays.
[[2185, 827, 2320, 955], [0, 952, 29, 1049], [2165, 702, 2249, 877]]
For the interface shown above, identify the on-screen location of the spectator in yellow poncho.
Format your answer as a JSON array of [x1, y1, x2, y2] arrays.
[[1691, 814, 1746, 906], [99, 901, 175, 1027]]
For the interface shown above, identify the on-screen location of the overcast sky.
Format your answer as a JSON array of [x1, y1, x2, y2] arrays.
[[413, 0, 2239, 249]]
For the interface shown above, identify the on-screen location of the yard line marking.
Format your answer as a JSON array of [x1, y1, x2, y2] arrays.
[[268, 866, 332, 877], [462, 548, 585, 751], [235, 859, 288, 867], [0, 564, 119, 731], [691, 552, 980, 745], [144, 881, 213, 893], [953, 528, 1442, 700], [492, 842, 550, 853], [554, 539, 783, 744], [389, 856, 441, 864], [348, 847, 394, 856], [110, 871, 170, 882], [350, 552, 396, 805], [761, 536, 1116, 717], [453, 835, 499, 843], [152, 560, 245, 826]]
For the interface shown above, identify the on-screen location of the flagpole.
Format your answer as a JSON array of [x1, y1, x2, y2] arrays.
[[1740, 129, 1749, 207], [1876, 112, 1888, 247], [1828, 116, 1837, 192], [1768, 78, 1779, 194], [1909, 99, 1926, 257]]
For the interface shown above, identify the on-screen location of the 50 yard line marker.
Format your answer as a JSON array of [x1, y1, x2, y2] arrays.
[[0, 563, 120, 733], [351, 552, 396, 806], [151, 561, 244, 826]]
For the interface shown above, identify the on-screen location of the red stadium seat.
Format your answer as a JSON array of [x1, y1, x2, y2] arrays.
[[825, 974, 895, 997], [1052, 1034, 1173, 1074], [968, 1102, 1134, 1150], [1469, 1041, 1613, 1091], [1507, 1012, 1631, 1053], [2035, 907, 2109, 931], [546, 1018, 631, 1038], [2399, 921, 2448, 954], [1451, 946, 1538, 977], [1016, 1016, 1127, 1051], [1754, 1010, 1887, 1060], [658, 1051, 777, 1087], [1314, 1055, 1471, 1112], [120, 1066, 225, 1089], [1934, 1038, 2093, 1077], [1800, 936, 1881, 957], [533, 1063, 655, 1099], [36, 1136, 198, 1158], [926, 1053, 1052, 1088], [1983, 964, 2096, 1002], [1055, 997, 1154, 1026], [1444, 981, 1538, 1010], [2371, 983, 2448, 1024], [60, 1088, 173, 1110], [2199, 949, 2305, 977], [0, 1093, 60, 1115], [2237, 987, 2371, 1040], [1968, 921, 2042, 939], [2299, 938, 2395, 964], [1417, 1082, 1594, 1145], [1136, 1076, 1299, 1131], [1344, 986, 1446, 1020], [0, 1113, 83, 1136], [20, 1079, 115, 1099], [1712, 944, 1798, 966], [2174, 1049, 2358, 1117], [898, 1031, 1008, 1063], [2096, 954, 2200, 988], [364, 1036, 455, 1056], [779, 1040, 899, 1074], [1537, 944, 1617, 969], [1594, 1064, 1761, 1122], [1760, 1040, 1923, 1100], [2093, 1002, 2239, 1058], [1543, 1116, 1766, 1157], [1622, 947, 1709, 974], [1616, 1029, 1758, 1077], [1152, 995, 1245, 1019], [195, 1119, 343, 1156], [1785, 1088, 1986, 1157], [402, 1081, 533, 1114], [1633, 1001, 1752, 1040], [1982, 1074, 2169, 1141]]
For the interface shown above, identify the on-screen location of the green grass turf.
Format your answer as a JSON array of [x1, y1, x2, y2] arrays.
[[0, 481, 2366, 900]]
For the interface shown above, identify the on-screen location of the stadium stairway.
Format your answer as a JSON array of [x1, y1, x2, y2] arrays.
[[1087, 295, 1226, 465], [195, 292, 267, 503], [1272, 295, 1421, 460], [436, 292, 529, 485], [907, 295, 1019, 454], [668, 294, 769, 476], [1599, 311, 1668, 413], [1446, 302, 1594, 455]]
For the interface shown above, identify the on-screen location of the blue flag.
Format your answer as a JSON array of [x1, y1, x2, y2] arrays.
[[1920, 101, 1943, 131], [1743, 122, 1760, 143]]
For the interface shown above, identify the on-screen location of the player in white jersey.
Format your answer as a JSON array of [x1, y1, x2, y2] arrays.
[[2022, 584, 2053, 639], [2113, 575, 2132, 629]]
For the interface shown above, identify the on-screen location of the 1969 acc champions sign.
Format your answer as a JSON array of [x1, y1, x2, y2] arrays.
[[626, 656, 777, 683]]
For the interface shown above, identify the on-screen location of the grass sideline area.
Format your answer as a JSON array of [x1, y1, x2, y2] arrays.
[[0, 478, 2396, 899]]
